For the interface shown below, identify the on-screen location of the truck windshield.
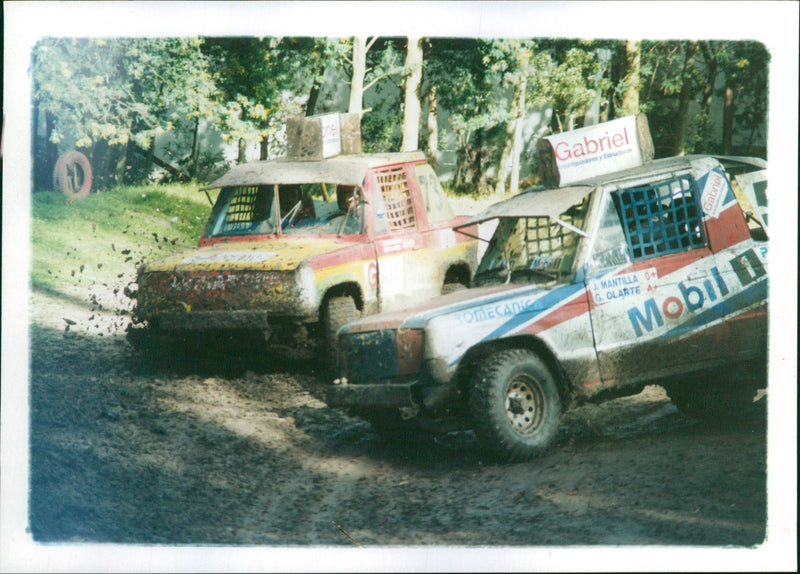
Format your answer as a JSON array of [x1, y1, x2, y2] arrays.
[[203, 183, 364, 238], [473, 194, 590, 287]]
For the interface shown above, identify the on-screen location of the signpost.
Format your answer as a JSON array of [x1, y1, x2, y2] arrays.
[[537, 114, 655, 187]]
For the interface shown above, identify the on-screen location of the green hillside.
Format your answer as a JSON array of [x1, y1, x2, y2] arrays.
[[31, 184, 219, 294]]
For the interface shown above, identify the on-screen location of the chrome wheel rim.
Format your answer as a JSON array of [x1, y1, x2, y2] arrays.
[[504, 374, 544, 436]]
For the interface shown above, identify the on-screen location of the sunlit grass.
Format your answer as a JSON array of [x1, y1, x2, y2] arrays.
[[30, 183, 218, 293]]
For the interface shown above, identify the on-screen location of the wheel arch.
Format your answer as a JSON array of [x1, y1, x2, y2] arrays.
[[455, 335, 574, 406], [442, 261, 472, 287], [319, 281, 364, 318]]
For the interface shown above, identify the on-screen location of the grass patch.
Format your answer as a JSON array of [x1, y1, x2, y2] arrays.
[[31, 183, 218, 293]]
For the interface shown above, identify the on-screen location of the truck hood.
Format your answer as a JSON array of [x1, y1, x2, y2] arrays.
[[340, 282, 566, 335], [139, 238, 355, 274]]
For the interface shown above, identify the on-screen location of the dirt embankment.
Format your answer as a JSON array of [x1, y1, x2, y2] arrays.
[[26, 286, 768, 549]]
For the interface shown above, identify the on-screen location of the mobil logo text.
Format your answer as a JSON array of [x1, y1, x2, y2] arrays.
[[626, 247, 767, 337]]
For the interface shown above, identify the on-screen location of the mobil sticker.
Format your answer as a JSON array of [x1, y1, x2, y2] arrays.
[[626, 246, 767, 338]]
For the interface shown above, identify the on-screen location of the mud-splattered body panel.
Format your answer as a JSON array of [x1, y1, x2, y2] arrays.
[[132, 154, 477, 339], [329, 156, 768, 413]]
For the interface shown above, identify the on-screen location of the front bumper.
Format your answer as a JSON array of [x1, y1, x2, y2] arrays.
[[158, 309, 270, 331], [325, 377, 458, 410], [326, 381, 417, 409]]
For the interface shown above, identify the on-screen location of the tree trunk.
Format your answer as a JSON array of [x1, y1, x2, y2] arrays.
[[509, 78, 527, 195], [723, 85, 735, 154], [260, 135, 269, 161], [672, 44, 697, 156], [621, 40, 641, 116], [190, 116, 200, 178], [401, 37, 423, 152], [699, 41, 718, 119], [426, 85, 439, 169], [237, 138, 247, 164], [114, 141, 129, 184], [495, 77, 526, 196], [672, 87, 692, 156], [305, 65, 325, 116], [348, 37, 367, 115]]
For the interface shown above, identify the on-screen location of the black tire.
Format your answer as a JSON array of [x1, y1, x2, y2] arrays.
[[53, 151, 93, 199], [126, 323, 159, 352], [321, 295, 359, 371], [665, 380, 759, 423], [468, 349, 561, 461], [441, 282, 467, 295]]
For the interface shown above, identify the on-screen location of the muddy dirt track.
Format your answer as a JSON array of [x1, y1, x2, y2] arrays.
[[21, 285, 773, 558]]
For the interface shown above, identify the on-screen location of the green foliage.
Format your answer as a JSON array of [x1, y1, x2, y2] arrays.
[[639, 40, 769, 155], [202, 37, 318, 156], [361, 89, 403, 153], [30, 35, 769, 197], [31, 184, 214, 292], [33, 38, 217, 151]]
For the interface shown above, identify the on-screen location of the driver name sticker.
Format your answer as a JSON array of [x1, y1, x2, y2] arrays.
[[590, 268, 658, 305]]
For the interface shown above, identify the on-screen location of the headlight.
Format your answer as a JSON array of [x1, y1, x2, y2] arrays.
[[295, 264, 317, 309], [397, 328, 425, 375], [341, 328, 425, 382]]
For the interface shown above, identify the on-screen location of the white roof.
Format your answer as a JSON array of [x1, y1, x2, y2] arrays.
[[456, 185, 595, 228], [457, 154, 767, 228], [205, 152, 426, 189]]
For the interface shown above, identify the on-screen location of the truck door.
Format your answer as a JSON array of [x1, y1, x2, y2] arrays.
[[694, 160, 769, 365], [585, 174, 728, 388], [370, 164, 438, 312]]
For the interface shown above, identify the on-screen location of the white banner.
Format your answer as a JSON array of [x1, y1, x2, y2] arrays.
[[545, 115, 643, 185], [318, 113, 342, 158]]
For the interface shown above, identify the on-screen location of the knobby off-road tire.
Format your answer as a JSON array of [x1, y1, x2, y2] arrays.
[[468, 349, 561, 462], [665, 380, 759, 423], [53, 151, 93, 199], [441, 282, 467, 295], [321, 295, 359, 372]]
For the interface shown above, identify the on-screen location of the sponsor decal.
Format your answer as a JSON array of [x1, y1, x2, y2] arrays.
[[381, 237, 415, 253], [700, 170, 728, 219], [626, 247, 767, 337], [319, 113, 342, 158], [590, 268, 658, 305], [545, 115, 643, 185], [366, 261, 378, 288], [183, 252, 277, 264], [455, 298, 543, 324]]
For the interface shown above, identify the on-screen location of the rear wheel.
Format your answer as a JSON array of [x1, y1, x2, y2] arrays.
[[321, 295, 359, 371], [441, 282, 467, 295], [468, 349, 561, 461]]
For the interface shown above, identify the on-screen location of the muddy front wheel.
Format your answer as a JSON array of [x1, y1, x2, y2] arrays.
[[468, 349, 561, 461], [321, 295, 359, 372]]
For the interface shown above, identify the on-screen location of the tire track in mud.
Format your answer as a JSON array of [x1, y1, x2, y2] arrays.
[[28, 288, 767, 547]]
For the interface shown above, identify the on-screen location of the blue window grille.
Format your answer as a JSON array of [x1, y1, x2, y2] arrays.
[[614, 175, 706, 260]]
